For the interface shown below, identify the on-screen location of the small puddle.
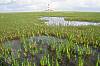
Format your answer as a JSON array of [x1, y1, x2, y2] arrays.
[[40, 17, 100, 26], [2, 36, 100, 66]]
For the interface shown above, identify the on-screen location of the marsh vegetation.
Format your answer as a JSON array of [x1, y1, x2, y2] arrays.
[[0, 12, 100, 66]]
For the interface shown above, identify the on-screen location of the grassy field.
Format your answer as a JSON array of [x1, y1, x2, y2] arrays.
[[0, 12, 100, 66]]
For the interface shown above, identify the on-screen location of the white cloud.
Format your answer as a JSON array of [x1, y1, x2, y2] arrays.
[[0, 0, 11, 4], [0, 0, 100, 12]]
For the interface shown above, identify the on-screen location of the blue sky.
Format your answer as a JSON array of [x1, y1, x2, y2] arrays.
[[0, 0, 100, 12]]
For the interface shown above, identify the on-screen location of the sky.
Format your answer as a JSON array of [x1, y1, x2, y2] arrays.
[[0, 0, 100, 12]]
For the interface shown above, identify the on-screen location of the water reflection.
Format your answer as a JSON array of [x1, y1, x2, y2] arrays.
[[2, 36, 100, 66], [40, 17, 100, 26]]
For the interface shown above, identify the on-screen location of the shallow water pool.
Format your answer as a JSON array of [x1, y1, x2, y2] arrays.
[[40, 17, 100, 26]]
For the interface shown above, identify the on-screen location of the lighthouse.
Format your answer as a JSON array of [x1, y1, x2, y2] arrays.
[[48, 4, 51, 11], [46, 4, 54, 11]]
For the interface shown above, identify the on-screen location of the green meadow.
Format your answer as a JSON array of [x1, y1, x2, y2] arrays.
[[0, 12, 100, 66]]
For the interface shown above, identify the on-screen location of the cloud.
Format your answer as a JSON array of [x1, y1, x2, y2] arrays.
[[0, 0, 100, 12], [0, 0, 11, 4]]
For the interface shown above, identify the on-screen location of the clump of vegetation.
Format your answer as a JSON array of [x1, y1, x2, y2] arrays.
[[0, 12, 100, 66]]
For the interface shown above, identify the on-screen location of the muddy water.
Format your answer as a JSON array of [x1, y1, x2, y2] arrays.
[[3, 36, 100, 66], [40, 17, 100, 26]]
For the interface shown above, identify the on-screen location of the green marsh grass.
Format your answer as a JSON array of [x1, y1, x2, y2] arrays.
[[0, 12, 100, 66]]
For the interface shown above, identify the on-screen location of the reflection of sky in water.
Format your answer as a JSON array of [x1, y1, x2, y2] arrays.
[[3, 36, 99, 54], [41, 17, 100, 26]]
